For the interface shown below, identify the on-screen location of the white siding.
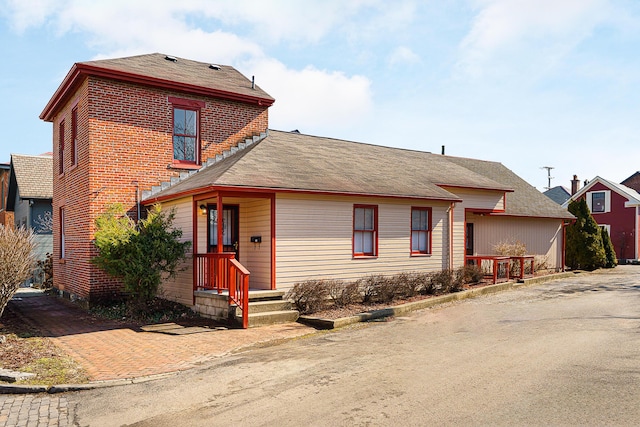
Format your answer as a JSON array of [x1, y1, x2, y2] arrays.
[[275, 194, 451, 291], [239, 198, 271, 289], [468, 214, 564, 270], [158, 197, 194, 306], [446, 188, 505, 211]]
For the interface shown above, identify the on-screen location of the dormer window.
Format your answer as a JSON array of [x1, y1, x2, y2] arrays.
[[169, 96, 204, 166]]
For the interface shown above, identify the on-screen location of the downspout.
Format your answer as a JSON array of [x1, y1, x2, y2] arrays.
[[449, 202, 455, 270], [562, 221, 567, 272]]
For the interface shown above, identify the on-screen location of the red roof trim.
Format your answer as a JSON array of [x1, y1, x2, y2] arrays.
[[142, 185, 462, 205], [41, 63, 275, 122]]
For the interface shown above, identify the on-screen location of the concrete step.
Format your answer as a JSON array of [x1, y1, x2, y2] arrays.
[[245, 310, 300, 328], [248, 300, 293, 314], [247, 289, 286, 302]]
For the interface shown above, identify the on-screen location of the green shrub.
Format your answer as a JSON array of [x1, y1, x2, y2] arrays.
[[92, 204, 191, 307], [601, 227, 617, 268], [566, 199, 606, 271]]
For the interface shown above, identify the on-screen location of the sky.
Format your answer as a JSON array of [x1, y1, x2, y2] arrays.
[[1, 0, 640, 192]]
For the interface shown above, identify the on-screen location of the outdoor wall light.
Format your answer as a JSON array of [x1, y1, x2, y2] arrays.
[[199, 204, 207, 215]]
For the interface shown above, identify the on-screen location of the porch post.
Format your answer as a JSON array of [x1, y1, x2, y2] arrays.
[[217, 194, 223, 254], [192, 198, 198, 305]]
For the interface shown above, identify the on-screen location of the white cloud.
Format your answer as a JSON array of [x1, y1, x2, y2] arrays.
[[457, 0, 611, 78], [388, 46, 420, 66], [247, 58, 373, 132]]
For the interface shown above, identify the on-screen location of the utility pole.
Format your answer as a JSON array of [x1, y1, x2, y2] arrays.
[[541, 166, 554, 190]]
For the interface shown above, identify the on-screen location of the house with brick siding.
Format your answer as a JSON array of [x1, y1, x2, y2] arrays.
[[41, 53, 572, 326]]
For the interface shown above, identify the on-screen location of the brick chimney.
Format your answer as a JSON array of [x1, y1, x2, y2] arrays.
[[571, 174, 580, 195]]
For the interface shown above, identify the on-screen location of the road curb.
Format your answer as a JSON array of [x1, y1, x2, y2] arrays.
[[0, 371, 182, 395], [298, 271, 579, 329]]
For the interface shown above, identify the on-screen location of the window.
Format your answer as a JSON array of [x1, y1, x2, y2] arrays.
[[587, 190, 610, 214], [353, 205, 377, 257], [592, 192, 605, 213], [173, 107, 198, 163], [71, 107, 77, 166], [60, 207, 65, 259], [411, 207, 431, 255], [58, 120, 65, 174]]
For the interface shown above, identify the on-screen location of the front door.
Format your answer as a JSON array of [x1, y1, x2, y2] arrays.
[[208, 205, 240, 258], [466, 223, 474, 256]]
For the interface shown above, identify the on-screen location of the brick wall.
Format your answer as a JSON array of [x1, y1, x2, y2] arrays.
[[52, 76, 269, 303], [621, 173, 640, 194]]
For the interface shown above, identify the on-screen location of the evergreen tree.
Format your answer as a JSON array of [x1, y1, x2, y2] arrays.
[[565, 199, 606, 271], [601, 227, 617, 268]]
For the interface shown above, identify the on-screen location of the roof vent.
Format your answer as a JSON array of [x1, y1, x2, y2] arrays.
[[165, 55, 178, 62], [290, 129, 300, 134], [209, 64, 221, 70]]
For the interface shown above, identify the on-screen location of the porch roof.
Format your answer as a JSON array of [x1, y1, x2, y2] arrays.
[[144, 130, 515, 203]]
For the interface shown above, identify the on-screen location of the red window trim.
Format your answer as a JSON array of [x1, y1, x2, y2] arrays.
[[59, 206, 65, 259], [410, 207, 432, 256], [169, 97, 202, 165], [58, 120, 65, 175], [353, 204, 378, 258], [70, 107, 77, 166]]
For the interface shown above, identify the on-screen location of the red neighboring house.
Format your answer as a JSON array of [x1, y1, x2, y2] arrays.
[[564, 176, 640, 262]]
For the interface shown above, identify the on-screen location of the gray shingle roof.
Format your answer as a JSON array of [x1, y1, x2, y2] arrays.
[[146, 130, 515, 202], [444, 156, 574, 219], [144, 130, 573, 220], [80, 53, 273, 103], [42, 53, 274, 122], [10, 153, 53, 199]]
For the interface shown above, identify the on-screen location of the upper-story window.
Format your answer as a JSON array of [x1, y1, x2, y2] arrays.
[[173, 107, 198, 162], [71, 107, 78, 166], [169, 96, 204, 166], [58, 120, 65, 175], [587, 190, 610, 214]]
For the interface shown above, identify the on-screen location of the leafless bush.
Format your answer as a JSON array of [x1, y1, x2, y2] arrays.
[[459, 264, 484, 284], [34, 211, 53, 233], [431, 269, 455, 294], [360, 274, 397, 304], [286, 280, 329, 314], [493, 239, 527, 256], [0, 225, 35, 318], [394, 272, 423, 298], [534, 255, 548, 273], [327, 280, 361, 307]]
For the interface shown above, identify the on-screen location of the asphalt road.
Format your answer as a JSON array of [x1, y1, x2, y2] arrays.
[[71, 266, 640, 426]]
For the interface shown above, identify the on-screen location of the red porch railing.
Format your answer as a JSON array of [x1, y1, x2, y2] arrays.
[[465, 255, 510, 284], [510, 255, 535, 279], [194, 253, 250, 329]]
